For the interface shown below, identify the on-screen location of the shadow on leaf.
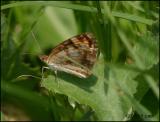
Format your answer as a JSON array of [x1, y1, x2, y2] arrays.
[[57, 71, 98, 93]]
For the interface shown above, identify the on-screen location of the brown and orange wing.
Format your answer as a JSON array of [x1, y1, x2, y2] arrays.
[[47, 33, 98, 70]]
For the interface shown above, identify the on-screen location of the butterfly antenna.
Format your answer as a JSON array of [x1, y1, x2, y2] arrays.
[[31, 31, 43, 54], [16, 75, 41, 80]]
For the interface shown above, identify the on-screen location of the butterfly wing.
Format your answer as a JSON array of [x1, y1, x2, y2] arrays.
[[47, 33, 98, 78]]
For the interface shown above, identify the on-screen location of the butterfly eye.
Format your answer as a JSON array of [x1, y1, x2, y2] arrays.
[[39, 55, 48, 62]]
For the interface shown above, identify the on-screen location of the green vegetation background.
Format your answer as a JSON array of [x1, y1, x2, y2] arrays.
[[1, 1, 159, 121]]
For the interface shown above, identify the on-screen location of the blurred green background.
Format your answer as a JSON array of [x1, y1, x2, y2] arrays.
[[1, 1, 159, 121]]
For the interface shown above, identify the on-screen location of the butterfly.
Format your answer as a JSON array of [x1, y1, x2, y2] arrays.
[[39, 32, 99, 78]]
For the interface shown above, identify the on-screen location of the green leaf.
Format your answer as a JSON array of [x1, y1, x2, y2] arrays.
[[41, 57, 140, 121], [41, 31, 159, 120], [112, 11, 154, 25], [133, 32, 159, 70], [1, 1, 154, 25]]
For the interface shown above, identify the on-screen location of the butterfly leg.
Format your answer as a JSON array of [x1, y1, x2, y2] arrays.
[[41, 66, 59, 87], [41, 66, 50, 81], [54, 70, 59, 87]]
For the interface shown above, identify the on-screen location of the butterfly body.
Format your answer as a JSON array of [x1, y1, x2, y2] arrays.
[[40, 32, 98, 78]]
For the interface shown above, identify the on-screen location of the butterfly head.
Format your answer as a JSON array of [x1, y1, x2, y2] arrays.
[[39, 55, 49, 64]]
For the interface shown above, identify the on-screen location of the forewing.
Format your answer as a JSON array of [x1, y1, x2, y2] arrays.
[[47, 33, 98, 70]]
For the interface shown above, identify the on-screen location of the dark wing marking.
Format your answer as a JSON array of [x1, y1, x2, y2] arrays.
[[47, 32, 98, 70]]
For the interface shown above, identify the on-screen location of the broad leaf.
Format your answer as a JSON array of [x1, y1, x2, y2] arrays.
[[41, 32, 159, 121]]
